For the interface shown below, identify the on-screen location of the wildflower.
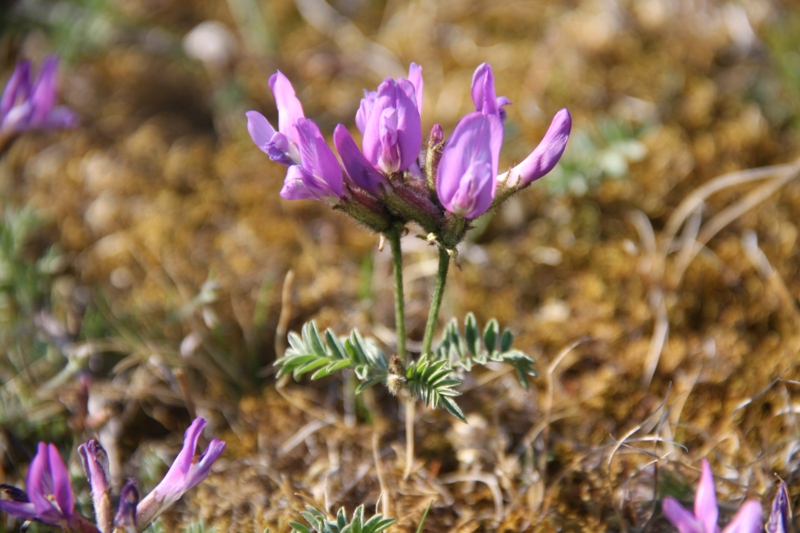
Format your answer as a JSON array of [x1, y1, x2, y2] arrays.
[[136, 418, 226, 526], [0, 56, 78, 135], [498, 108, 572, 189], [113, 480, 139, 533], [357, 64, 423, 174], [79, 439, 113, 533], [437, 63, 570, 220], [0, 442, 76, 528], [247, 73, 345, 204], [662, 459, 762, 533], [766, 481, 790, 533], [436, 112, 503, 219]]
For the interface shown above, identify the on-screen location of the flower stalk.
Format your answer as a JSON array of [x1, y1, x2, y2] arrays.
[[421, 245, 451, 356], [387, 226, 407, 365]]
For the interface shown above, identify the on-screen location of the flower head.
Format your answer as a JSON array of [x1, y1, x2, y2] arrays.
[[436, 111, 503, 219], [136, 418, 226, 526], [0, 443, 75, 527], [662, 459, 762, 533], [248, 73, 346, 205], [358, 66, 422, 174], [0, 56, 78, 135]]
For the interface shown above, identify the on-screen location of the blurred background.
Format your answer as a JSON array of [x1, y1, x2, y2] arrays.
[[2, 0, 800, 531]]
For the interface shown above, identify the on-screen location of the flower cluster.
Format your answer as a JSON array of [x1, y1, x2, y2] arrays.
[[1, 56, 78, 137], [247, 62, 571, 247], [0, 418, 225, 533]]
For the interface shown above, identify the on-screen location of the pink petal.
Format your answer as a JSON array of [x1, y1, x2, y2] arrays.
[[1, 60, 31, 117], [333, 124, 387, 195], [47, 444, 74, 518], [722, 500, 762, 533], [663, 497, 706, 533], [696, 459, 719, 533], [504, 108, 571, 188], [268, 70, 305, 138], [246, 110, 276, 151], [30, 56, 59, 125]]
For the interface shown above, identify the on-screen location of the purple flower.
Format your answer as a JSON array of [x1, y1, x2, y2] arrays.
[[662, 459, 762, 533], [0, 442, 75, 527], [498, 108, 572, 188], [281, 118, 345, 204], [334, 124, 388, 196], [357, 66, 422, 174], [766, 482, 789, 533], [0, 56, 78, 135], [471, 63, 511, 121], [78, 439, 112, 533], [246, 70, 305, 166], [113, 480, 139, 533], [429, 123, 443, 145], [247, 72, 345, 204], [436, 112, 503, 218], [136, 418, 226, 526]]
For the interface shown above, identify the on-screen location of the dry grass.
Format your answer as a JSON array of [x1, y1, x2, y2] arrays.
[[3, 0, 800, 531]]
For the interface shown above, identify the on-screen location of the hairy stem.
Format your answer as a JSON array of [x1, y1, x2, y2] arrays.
[[421, 245, 450, 356], [387, 227, 416, 479], [387, 227, 407, 364]]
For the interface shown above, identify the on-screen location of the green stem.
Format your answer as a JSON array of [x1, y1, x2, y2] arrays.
[[421, 245, 450, 355], [387, 227, 407, 364]]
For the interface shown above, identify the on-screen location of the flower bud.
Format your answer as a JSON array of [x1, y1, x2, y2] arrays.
[[78, 439, 112, 533], [113, 480, 138, 533]]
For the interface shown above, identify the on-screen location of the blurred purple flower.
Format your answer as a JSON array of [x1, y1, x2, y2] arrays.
[[357, 65, 422, 174], [113, 480, 139, 533], [0, 56, 78, 135], [436, 112, 503, 218], [766, 482, 790, 533], [78, 439, 112, 533], [136, 418, 226, 526], [662, 459, 762, 533], [0, 443, 75, 527], [498, 108, 572, 188]]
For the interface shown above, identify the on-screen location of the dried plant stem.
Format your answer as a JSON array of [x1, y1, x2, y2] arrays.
[[421, 246, 450, 356], [404, 397, 415, 480], [405, 245, 449, 479], [372, 429, 390, 517]]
